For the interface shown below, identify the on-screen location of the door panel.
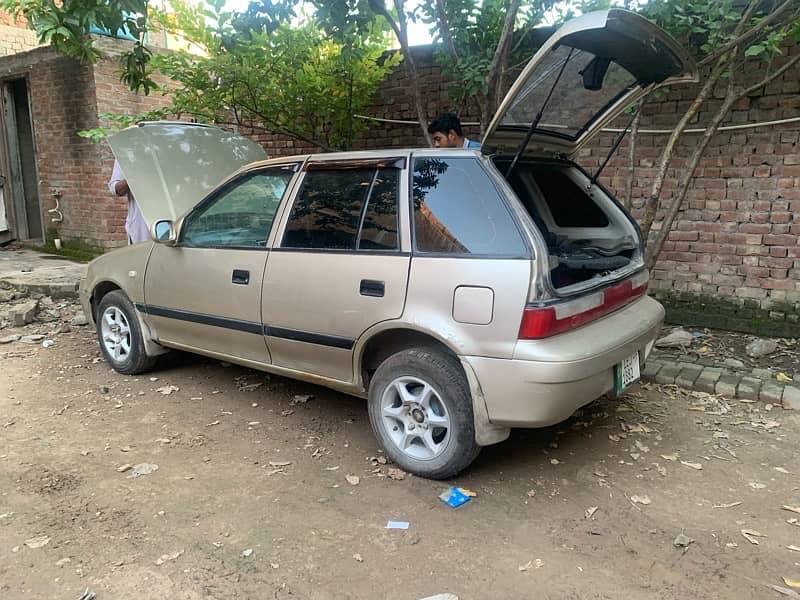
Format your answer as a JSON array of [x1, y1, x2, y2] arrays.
[[144, 245, 270, 363], [262, 252, 410, 381]]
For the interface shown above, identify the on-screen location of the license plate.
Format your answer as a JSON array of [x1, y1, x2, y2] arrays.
[[614, 351, 641, 395]]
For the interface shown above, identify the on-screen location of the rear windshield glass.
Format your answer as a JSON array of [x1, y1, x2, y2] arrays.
[[412, 157, 527, 256], [501, 46, 636, 139]]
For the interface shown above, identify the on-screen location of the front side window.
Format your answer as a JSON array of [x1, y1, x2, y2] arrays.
[[283, 167, 399, 251], [181, 167, 295, 248], [412, 157, 527, 256]]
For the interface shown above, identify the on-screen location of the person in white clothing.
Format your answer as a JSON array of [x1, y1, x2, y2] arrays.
[[108, 159, 150, 244]]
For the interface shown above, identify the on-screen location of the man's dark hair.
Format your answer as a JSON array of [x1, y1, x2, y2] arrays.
[[428, 112, 463, 136]]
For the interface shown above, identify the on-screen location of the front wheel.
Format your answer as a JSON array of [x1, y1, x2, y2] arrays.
[[96, 290, 157, 375], [367, 348, 480, 480]]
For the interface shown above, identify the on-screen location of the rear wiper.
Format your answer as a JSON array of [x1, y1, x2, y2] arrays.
[[587, 106, 639, 189], [505, 48, 574, 179]]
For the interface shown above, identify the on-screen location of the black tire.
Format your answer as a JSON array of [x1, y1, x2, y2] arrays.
[[95, 290, 157, 375], [367, 347, 481, 480]]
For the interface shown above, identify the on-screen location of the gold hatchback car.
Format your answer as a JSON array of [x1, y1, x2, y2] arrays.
[[81, 9, 697, 478]]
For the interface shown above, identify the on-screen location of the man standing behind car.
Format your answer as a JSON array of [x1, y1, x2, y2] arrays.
[[428, 112, 481, 149], [108, 159, 149, 244]]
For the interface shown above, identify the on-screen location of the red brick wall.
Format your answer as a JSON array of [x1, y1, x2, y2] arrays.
[[0, 46, 102, 245]]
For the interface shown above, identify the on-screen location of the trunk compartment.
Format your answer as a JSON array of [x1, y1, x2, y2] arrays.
[[492, 157, 642, 294]]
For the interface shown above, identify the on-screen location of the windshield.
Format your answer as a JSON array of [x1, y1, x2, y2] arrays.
[[501, 46, 638, 139]]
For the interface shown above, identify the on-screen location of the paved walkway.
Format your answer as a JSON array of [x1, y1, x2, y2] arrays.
[[0, 247, 85, 298], [1, 246, 797, 410]]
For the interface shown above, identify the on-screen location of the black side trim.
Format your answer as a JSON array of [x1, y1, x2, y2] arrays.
[[136, 303, 355, 349], [137, 303, 262, 334], [266, 325, 354, 350]]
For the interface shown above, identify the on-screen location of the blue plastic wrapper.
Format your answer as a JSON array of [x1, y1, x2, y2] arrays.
[[439, 486, 471, 508]]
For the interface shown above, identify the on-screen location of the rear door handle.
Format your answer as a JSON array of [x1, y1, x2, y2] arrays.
[[232, 269, 250, 285], [360, 279, 385, 297]]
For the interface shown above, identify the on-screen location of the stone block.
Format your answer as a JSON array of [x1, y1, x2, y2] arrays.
[[759, 383, 784, 405], [736, 377, 761, 401], [783, 386, 800, 410], [642, 361, 663, 380], [10, 299, 38, 327], [655, 363, 681, 385], [695, 369, 722, 394], [715, 375, 740, 398], [676, 365, 704, 389]]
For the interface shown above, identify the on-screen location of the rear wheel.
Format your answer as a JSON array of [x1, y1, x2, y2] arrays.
[[368, 348, 480, 480], [96, 290, 157, 375]]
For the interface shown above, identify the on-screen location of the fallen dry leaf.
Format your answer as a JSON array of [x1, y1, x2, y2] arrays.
[[518, 560, 533, 572], [154, 550, 183, 565], [661, 453, 679, 461], [774, 467, 790, 474], [712, 501, 742, 509], [156, 385, 179, 395], [748, 482, 767, 490], [782, 505, 800, 515], [631, 495, 651, 506], [346, 474, 360, 486], [24, 535, 51, 549], [681, 461, 703, 470], [741, 529, 766, 545], [585, 506, 599, 520], [784, 577, 800, 590], [353, 553, 363, 562], [789, 545, 800, 553], [269, 461, 292, 467], [776, 372, 793, 383], [387, 467, 407, 481], [768, 585, 800, 599]]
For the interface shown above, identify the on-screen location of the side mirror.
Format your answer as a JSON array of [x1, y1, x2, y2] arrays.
[[152, 220, 177, 245]]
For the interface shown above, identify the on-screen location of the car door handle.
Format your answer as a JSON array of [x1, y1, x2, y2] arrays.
[[232, 269, 250, 285], [360, 279, 385, 297]]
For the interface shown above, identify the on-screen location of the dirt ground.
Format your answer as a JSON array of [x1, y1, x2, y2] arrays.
[[2, 314, 800, 600]]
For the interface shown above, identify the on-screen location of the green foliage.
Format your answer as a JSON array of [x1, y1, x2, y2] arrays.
[[77, 109, 176, 143], [149, 0, 400, 150], [0, 0, 156, 92], [416, 0, 557, 108]]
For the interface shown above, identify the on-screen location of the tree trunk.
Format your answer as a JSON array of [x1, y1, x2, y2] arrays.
[[639, 57, 728, 242], [646, 87, 738, 271], [484, 0, 521, 132]]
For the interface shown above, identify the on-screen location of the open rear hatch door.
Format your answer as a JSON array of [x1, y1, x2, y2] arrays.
[[108, 121, 267, 223], [482, 8, 697, 158]]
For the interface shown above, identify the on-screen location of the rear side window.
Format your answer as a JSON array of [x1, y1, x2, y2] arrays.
[[282, 167, 399, 251], [412, 157, 526, 256], [530, 167, 609, 227]]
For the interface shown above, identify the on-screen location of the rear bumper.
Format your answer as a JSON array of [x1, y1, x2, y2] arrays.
[[464, 295, 664, 428]]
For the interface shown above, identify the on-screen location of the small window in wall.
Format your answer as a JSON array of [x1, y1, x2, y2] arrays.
[[412, 157, 526, 256], [283, 167, 399, 251]]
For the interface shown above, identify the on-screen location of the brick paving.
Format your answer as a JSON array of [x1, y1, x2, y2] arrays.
[[644, 349, 798, 410]]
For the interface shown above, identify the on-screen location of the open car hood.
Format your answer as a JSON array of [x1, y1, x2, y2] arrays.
[[482, 9, 697, 158], [108, 122, 268, 224]]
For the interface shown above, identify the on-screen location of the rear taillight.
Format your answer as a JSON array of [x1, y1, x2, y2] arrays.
[[519, 270, 649, 340]]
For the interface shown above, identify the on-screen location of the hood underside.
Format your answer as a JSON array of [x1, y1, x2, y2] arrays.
[[109, 122, 268, 224]]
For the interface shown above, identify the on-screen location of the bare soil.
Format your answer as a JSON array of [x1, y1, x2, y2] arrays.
[[1, 320, 800, 600]]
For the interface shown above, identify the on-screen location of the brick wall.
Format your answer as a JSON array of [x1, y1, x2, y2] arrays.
[[0, 37, 173, 249], [0, 10, 41, 56]]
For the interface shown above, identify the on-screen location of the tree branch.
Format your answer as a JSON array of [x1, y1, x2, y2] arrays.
[[485, 0, 521, 117], [624, 94, 648, 211], [640, 54, 730, 241], [698, 0, 795, 67], [368, 0, 431, 145], [740, 53, 800, 98], [434, 0, 458, 63], [647, 72, 739, 270]]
